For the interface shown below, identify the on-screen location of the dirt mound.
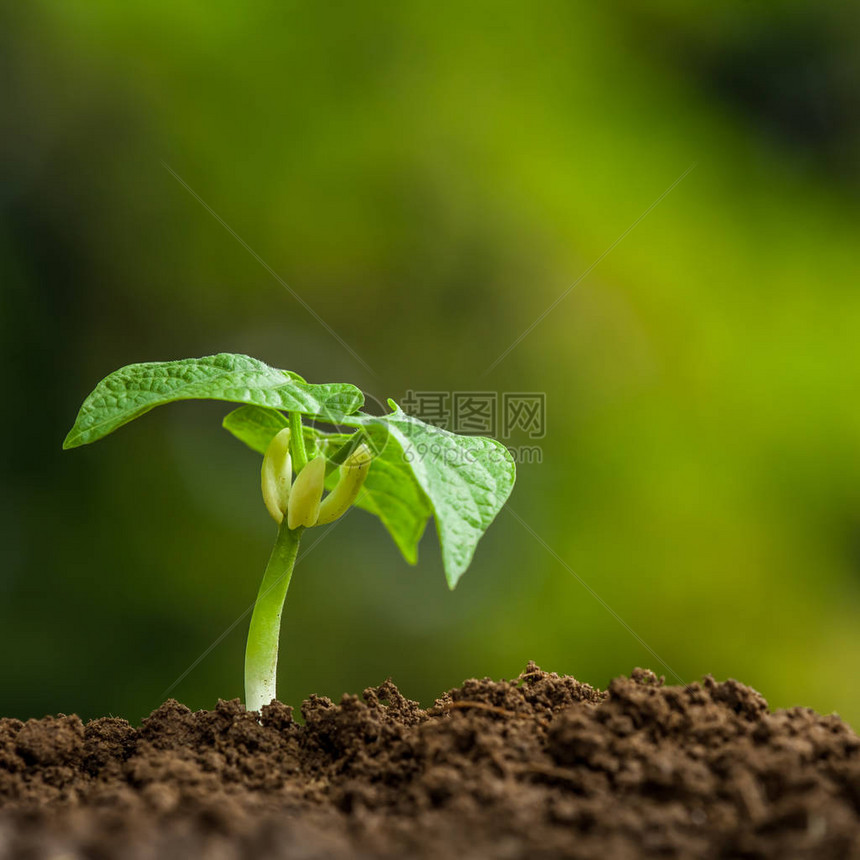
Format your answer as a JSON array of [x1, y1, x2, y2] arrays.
[[1, 665, 858, 858]]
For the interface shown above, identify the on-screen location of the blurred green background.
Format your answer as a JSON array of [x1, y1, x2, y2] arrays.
[[3, 1, 860, 727]]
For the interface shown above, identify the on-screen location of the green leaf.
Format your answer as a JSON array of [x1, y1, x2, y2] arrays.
[[342, 409, 516, 588], [347, 425, 431, 565], [222, 405, 290, 455], [223, 405, 431, 565], [63, 353, 363, 449]]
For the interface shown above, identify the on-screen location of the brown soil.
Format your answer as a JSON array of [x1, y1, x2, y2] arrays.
[[1, 664, 858, 859]]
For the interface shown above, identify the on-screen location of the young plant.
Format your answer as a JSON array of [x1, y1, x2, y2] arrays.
[[64, 354, 516, 711]]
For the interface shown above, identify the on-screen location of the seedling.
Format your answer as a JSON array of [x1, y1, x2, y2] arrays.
[[64, 354, 516, 711]]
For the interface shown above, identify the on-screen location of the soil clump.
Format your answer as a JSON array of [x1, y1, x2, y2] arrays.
[[1, 664, 858, 858]]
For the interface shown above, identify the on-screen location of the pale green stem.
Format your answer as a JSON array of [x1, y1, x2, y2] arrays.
[[244, 521, 303, 712], [289, 412, 308, 473]]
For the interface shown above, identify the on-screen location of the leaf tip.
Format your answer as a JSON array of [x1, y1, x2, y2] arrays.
[[442, 552, 468, 590], [445, 570, 462, 591]]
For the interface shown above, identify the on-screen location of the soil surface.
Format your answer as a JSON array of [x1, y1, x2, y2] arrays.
[[1, 664, 858, 859]]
